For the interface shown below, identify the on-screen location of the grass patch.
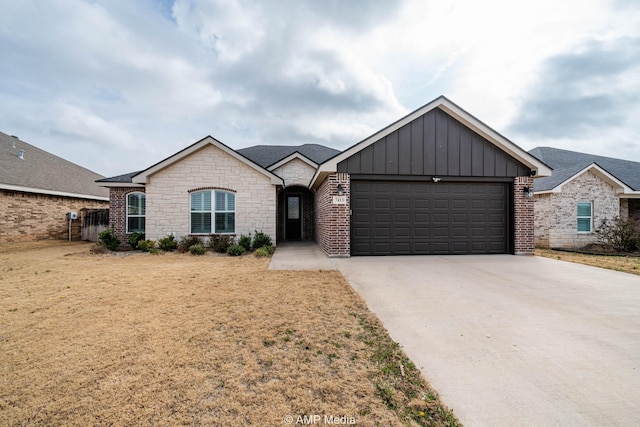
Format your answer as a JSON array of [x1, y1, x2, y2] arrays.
[[0, 241, 458, 426], [536, 247, 640, 275]]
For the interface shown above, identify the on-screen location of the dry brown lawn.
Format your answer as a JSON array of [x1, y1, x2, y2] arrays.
[[0, 241, 458, 426], [536, 247, 640, 275]]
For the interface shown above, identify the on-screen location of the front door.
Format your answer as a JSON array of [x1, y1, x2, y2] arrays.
[[285, 195, 302, 240]]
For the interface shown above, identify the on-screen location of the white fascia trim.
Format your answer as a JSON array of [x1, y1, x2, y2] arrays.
[[0, 183, 110, 201], [96, 182, 145, 188], [132, 136, 284, 186], [267, 152, 318, 171], [311, 96, 552, 187], [542, 163, 632, 195]]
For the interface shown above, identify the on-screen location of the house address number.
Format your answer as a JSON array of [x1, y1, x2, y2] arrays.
[[332, 196, 347, 205]]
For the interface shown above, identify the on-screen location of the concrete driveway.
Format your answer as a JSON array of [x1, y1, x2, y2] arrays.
[[334, 255, 640, 426]]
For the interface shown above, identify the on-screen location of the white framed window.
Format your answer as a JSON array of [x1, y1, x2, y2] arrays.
[[577, 201, 592, 233], [190, 190, 235, 234], [126, 192, 146, 233]]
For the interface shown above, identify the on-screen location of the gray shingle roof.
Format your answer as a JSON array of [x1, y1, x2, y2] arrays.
[[96, 171, 141, 184], [0, 132, 108, 199], [237, 144, 340, 168], [529, 147, 640, 192]]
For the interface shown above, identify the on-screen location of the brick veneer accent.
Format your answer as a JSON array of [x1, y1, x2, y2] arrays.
[[108, 186, 145, 248], [315, 173, 350, 257], [514, 176, 535, 255], [0, 189, 108, 243]]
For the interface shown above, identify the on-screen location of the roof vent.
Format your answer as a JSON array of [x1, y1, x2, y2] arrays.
[[18, 149, 25, 160]]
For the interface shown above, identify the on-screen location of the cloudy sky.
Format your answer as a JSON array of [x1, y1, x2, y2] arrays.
[[1, 0, 639, 177]]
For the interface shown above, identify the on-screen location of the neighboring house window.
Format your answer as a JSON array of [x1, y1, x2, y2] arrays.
[[577, 202, 592, 233], [127, 192, 146, 233], [190, 190, 235, 234]]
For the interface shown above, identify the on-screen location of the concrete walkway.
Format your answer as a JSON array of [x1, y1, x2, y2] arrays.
[[334, 255, 640, 426], [268, 241, 337, 270]]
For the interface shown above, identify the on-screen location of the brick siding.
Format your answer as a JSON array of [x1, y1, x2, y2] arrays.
[[108, 186, 144, 248], [314, 173, 350, 257], [514, 176, 535, 255], [533, 170, 621, 248], [0, 189, 108, 243]]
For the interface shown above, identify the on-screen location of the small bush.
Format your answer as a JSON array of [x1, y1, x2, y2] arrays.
[[98, 228, 120, 251], [158, 234, 178, 251], [226, 244, 246, 256], [210, 234, 234, 253], [189, 243, 206, 255], [178, 236, 202, 253], [252, 230, 272, 249], [137, 240, 156, 252], [128, 232, 145, 250], [254, 246, 274, 257], [596, 217, 640, 252], [238, 234, 252, 252]]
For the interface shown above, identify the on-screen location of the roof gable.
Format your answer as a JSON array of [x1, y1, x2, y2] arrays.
[[237, 144, 340, 168], [312, 96, 551, 188], [529, 147, 640, 193], [336, 107, 531, 177], [0, 132, 108, 200], [533, 162, 632, 194], [131, 136, 284, 185]]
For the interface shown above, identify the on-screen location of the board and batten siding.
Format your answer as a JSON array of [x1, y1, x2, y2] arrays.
[[337, 108, 530, 178]]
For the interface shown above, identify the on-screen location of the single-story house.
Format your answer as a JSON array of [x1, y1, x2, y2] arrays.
[[529, 147, 640, 249], [0, 132, 110, 243], [98, 96, 551, 256]]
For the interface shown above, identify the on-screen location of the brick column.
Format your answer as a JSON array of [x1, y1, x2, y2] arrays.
[[109, 187, 145, 249], [514, 176, 535, 255], [314, 173, 350, 257]]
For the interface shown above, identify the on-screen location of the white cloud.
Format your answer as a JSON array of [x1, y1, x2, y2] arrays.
[[1, 0, 639, 177]]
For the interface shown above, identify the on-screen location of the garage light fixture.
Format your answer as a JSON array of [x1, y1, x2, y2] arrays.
[[337, 184, 344, 196], [432, 176, 442, 183], [523, 186, 534, 198]]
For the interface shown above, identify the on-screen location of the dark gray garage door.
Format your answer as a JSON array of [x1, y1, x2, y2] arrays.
[[351, 180, 510, 256]]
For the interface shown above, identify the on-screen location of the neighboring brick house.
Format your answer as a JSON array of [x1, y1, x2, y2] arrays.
[[0, 132, 109, 243], [529, 147, 640, 249], [98, 96, 551, 256]]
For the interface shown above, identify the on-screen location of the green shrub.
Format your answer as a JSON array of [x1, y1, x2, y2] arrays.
[[252, 230, 272, 249], [210, 234, 234, 253], [226, 244, 246, 256], [98, 228, 120, 251], [178, 236, 202, 253], [254, 246, 274, 257], [158, 234, 177, 251], [238, 234, 252, 252], [128, 232, 145, 250], [137, 239, 156, 252], [596, 217, 640, 252], [189, 243, 206, 255]]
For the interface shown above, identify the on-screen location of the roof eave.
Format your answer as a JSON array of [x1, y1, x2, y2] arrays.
[[0, 183, 109, 201]]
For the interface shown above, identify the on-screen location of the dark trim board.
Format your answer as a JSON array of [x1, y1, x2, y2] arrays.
[[350, 174, 515, 183], [350, 180, 512, 256]]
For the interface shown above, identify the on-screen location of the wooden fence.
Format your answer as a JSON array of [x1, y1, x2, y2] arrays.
[[81, 209, 109, 242]]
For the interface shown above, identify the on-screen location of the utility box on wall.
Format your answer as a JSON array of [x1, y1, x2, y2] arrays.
[[67, 211, 78, 220]]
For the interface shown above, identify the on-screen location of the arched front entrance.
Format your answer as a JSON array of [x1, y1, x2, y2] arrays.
[[277, 185, 314, 241]]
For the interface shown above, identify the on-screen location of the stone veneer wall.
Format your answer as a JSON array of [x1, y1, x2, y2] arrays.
[[272, 158, 316, 187], [144, 144, 277, 243], [314, 173, 350, 257], [534, 170, 620, 248], [514, 176, 535, 255], [0, 189, 108, 243]]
